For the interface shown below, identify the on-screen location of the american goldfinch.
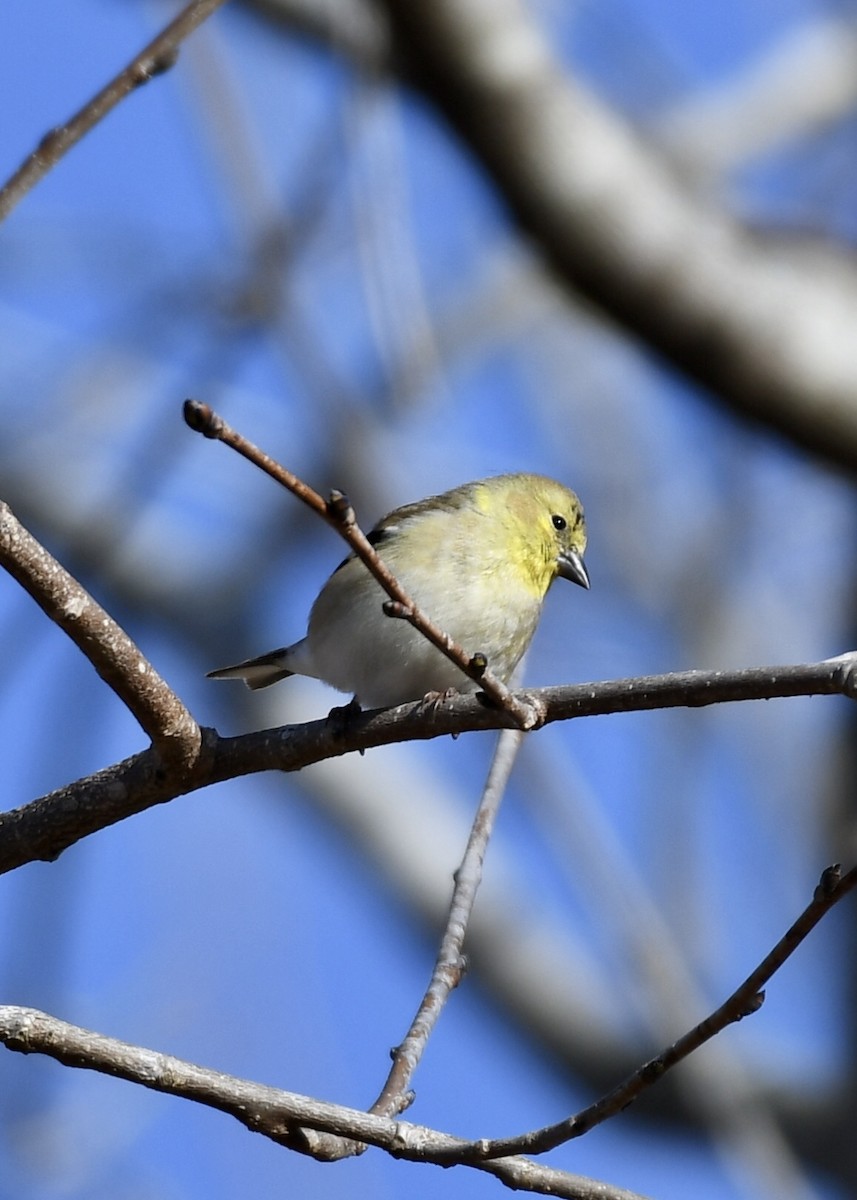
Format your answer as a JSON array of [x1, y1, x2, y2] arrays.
[[208, 473, 588, 708]]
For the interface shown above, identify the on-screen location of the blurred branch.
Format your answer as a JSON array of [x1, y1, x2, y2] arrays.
[[289, 741, 629, 1109], [281, 725, 527, 1162], [0, 1005, 647, 1200], [243, 0, 392, 71], [376, 0, 857, 471], [656, 17, 857, 184], [521, 742, 817, 1197], [2, 654, 857, 874], [0, 501, 201, 771], [0, 0, 231, 223], [255, 0, 857, 472]]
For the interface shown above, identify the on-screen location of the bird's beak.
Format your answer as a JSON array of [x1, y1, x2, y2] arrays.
[[557, 549, 590, 589]]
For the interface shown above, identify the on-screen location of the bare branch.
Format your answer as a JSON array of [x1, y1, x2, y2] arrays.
[[0, 502, 201, 772], [0, 1005, 649, 1200], [1, 655, 856, 874], [372, 726, 525, 1118], [439, 864, 856, 1162], [0, 0, 231, 223], [292, 727, 526, 1159], [184, 399, 544, 729]]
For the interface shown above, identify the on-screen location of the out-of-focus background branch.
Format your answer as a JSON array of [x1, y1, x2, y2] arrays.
[[2, 1, 857, 1198]]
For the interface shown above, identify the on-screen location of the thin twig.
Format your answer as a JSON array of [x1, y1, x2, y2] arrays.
[[372, 726, 526, 1117], [0, 0, 231, 223], [0, 502, 202, 772], [0, 1005, 649, 1200], [183, 399, 544, 729], [2, 656, 857, 874], [439, 863, 857, 1163]]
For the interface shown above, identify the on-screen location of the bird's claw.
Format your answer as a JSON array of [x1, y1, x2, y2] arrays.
[[417, 687, 460, 717], [325, 696, 362, 738]]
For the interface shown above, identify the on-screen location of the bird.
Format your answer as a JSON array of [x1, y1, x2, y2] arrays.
[[208, 473, 589, 709]]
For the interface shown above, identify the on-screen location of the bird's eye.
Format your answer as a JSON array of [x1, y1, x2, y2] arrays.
[[551, 514, 567, 531]]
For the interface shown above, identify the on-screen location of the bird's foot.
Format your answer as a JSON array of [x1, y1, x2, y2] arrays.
[[325, 696, 362, 739], [417, 687, 459, 715]]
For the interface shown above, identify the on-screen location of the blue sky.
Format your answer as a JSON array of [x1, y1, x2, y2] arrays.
[[1, 3, 855, 1199]]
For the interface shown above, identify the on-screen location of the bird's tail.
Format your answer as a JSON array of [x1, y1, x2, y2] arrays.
[[207, 648, 294, 690]]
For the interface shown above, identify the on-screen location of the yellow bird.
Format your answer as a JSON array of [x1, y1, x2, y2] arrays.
[[208, 473, 588, 708]]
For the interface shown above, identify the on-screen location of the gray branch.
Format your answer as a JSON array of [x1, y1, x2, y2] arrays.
[[0, 1006, 649, 1200]]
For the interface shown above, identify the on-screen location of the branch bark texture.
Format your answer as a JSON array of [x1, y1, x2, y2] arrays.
[[0, 1005, 649, 1200]]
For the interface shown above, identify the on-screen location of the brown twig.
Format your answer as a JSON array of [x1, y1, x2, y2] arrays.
[[183, 399, 545, 729], [371, 726, 526, 1118], [0, 0, 231, 224], [0, 1005, 648, 1200], [2, 656, 857, 874], [438, 863, 856, 1163], [0, 502, 202, 773]]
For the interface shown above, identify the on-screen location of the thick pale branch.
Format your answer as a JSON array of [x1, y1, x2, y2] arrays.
[[1, 656, 855, 874], [374, 0, 857, 472], [0, 502, 202, 771], [0, 0, 231, 222], [0, 1005, 648, 1200], [246, 0, 857, 467]]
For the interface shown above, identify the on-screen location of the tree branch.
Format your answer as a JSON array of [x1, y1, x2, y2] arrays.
[[439, 863, 856, 1162], [3, 860, 852, 1188], [372, 726, 526, 1118], [0, 502, 202, 771], [1, 655, 856, 874], [0, 0, 231, 223], [0, 1005, 647, 1200]]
